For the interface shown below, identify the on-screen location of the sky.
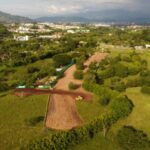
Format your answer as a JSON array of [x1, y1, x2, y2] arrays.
[[0, 0, 149, 18]]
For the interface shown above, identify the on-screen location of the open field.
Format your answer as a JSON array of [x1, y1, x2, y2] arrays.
[[0, 92, 51, 150]]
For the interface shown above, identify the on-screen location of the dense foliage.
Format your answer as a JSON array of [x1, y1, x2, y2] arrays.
[[117, 126, 150, 150]]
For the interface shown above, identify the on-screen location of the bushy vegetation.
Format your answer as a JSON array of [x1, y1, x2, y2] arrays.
[[68, 82, 79, 90], [53, 54, 72, 67], [74, 70, 84, 80], [117, 126, 150, 150], [25, 116, 44, 126], [0, 82, 9, 92], [141, 86, 150, 95], [111, 96, 134, 119]]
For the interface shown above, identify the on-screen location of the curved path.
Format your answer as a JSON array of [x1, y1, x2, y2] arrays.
[[45, 52, 107, 130]]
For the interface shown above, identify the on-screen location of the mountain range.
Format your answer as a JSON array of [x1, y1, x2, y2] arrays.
[[0, 11, 33, 23], [0, 9, 150, 24], [36, 9, 150, 24]]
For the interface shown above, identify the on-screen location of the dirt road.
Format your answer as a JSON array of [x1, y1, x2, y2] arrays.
[[45, 53, 107, 130]]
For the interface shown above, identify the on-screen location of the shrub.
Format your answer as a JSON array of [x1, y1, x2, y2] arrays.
[[76, 56, 86, 70], [74, 70, 83, 80], [117, 126, 150, 150], [100, 94, 110, 106], [113, 82, 126, 92], [111, 96, 134, 119], [27, 66, 39, 74], [114, 63, 128, 77], [84, 72, 96, 83], [0, 82, 9, 92], [140, 70, 150, 77], [68, 82, 79, 90], [25, 116, 44, 126], [127, 64, 140, 75], [97, 67, 114, 79], [76, 62, 84, 70], [53, 54, 72, 67], [126, 78, 141, 88], [121, 54, 132, 62], [141, 86, 150, 95], [140, 76, 150, 86]]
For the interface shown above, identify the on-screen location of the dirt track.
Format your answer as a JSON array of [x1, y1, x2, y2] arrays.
[[45, 52, 107, 130], [45, 94, 83, 130], [14, 88, 92, 100]]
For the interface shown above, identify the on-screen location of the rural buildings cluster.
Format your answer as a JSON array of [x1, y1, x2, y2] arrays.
[[8, 23, 90, 41]]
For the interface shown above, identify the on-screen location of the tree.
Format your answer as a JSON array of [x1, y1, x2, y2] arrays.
[[27, 66, 39, 74], [68, 82, 79, 90], [100, 94, 110, 106], [141, 86, 150, 95], [53, 54, 72, 67], [111, 96, 133, 119], [117, 126, 150, 150], [0, 82, 9, 92], [114, 63, 128, 77], [73, 70, 84, 80]]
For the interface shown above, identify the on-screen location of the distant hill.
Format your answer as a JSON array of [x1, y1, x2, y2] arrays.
[[0, 11, 33, 23], [36, 9, 150, 25]]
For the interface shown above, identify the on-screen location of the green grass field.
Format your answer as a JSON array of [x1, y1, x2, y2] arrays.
[[76, 95, 108, 122], [0, 92, 51, 150], [111, 87, 150, 138]]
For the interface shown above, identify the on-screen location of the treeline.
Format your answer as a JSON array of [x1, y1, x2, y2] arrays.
[[83, 51, 150, 93], [91, 27, 150, 46]]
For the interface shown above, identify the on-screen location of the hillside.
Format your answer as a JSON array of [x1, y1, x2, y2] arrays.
[[0, 11, 33, 23]]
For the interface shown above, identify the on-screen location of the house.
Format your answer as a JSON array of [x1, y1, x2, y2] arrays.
[[145, 45, 150, 49], [14, 35, 29, 41], [67, 30, 76, 34], [134, 46, 143, 50]]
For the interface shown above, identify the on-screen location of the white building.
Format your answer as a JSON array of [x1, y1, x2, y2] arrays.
[[135, 46, 143, 50], [67, 30, 76, 34], [14, 35, 29, 41], [145, 45, 150, 49], [38, 33, 62, 39]]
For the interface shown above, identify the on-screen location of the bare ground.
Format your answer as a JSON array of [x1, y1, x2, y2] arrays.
[[45, 94, 83, 130]]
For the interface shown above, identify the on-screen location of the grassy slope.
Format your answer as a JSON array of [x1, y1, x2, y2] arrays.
[[72, 50, 150, 150], [111, 87, 150, 138], [0, 92, 50, 150], [76, 95, 107, 122]]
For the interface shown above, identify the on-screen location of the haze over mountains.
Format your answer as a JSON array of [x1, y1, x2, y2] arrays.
[[36, 9, 150, 24], [0, 9, 150, 24]]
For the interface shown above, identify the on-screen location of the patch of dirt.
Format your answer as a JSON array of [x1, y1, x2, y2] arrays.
[[45, 94, 83, 130]]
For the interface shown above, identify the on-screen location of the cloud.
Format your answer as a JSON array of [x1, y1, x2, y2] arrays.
[[47, 4, 82, 14], [0, 0, 149, 17]]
